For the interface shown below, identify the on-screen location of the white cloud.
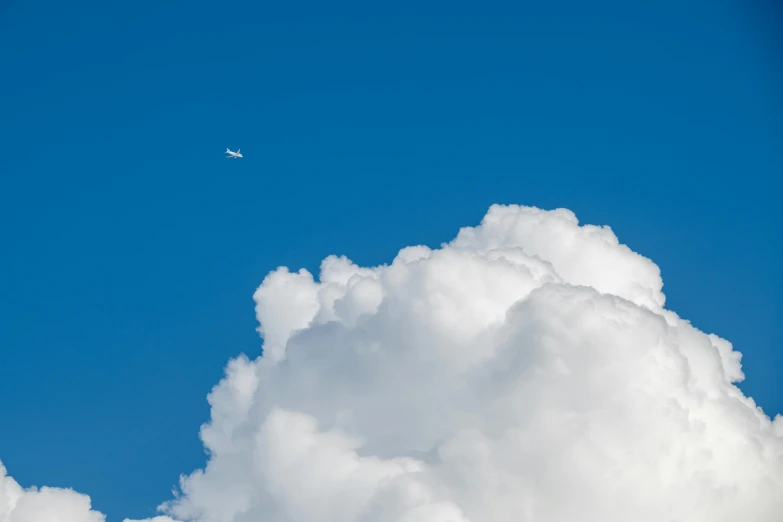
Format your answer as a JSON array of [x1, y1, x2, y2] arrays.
[[3, 204, 782, 521], [155, 204, 783, 521], [123, 518, 177, 522], [0, 461, 105, 522]]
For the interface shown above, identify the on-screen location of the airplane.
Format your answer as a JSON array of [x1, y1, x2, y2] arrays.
[[226, 147, 243, 159]]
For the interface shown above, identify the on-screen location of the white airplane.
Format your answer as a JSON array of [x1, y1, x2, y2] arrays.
[[226, 147, 243, 159]]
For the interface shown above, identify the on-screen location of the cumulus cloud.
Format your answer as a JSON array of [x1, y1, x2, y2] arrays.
[[123, 518, 178, 522], [0, 458, 182, 522], [0, 461, 105, 522], [152, 204, 783, 522], [3, 204, 782, 521]]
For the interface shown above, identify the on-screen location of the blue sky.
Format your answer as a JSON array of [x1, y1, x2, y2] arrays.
[[0, 0, 781, 520]]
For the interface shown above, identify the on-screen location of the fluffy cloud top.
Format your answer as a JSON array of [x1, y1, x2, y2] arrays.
[[3, 204, 782, 522], [0, 461, 104, 522]]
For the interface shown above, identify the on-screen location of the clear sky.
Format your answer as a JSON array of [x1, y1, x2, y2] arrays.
[[1, 1, 781, 520]]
